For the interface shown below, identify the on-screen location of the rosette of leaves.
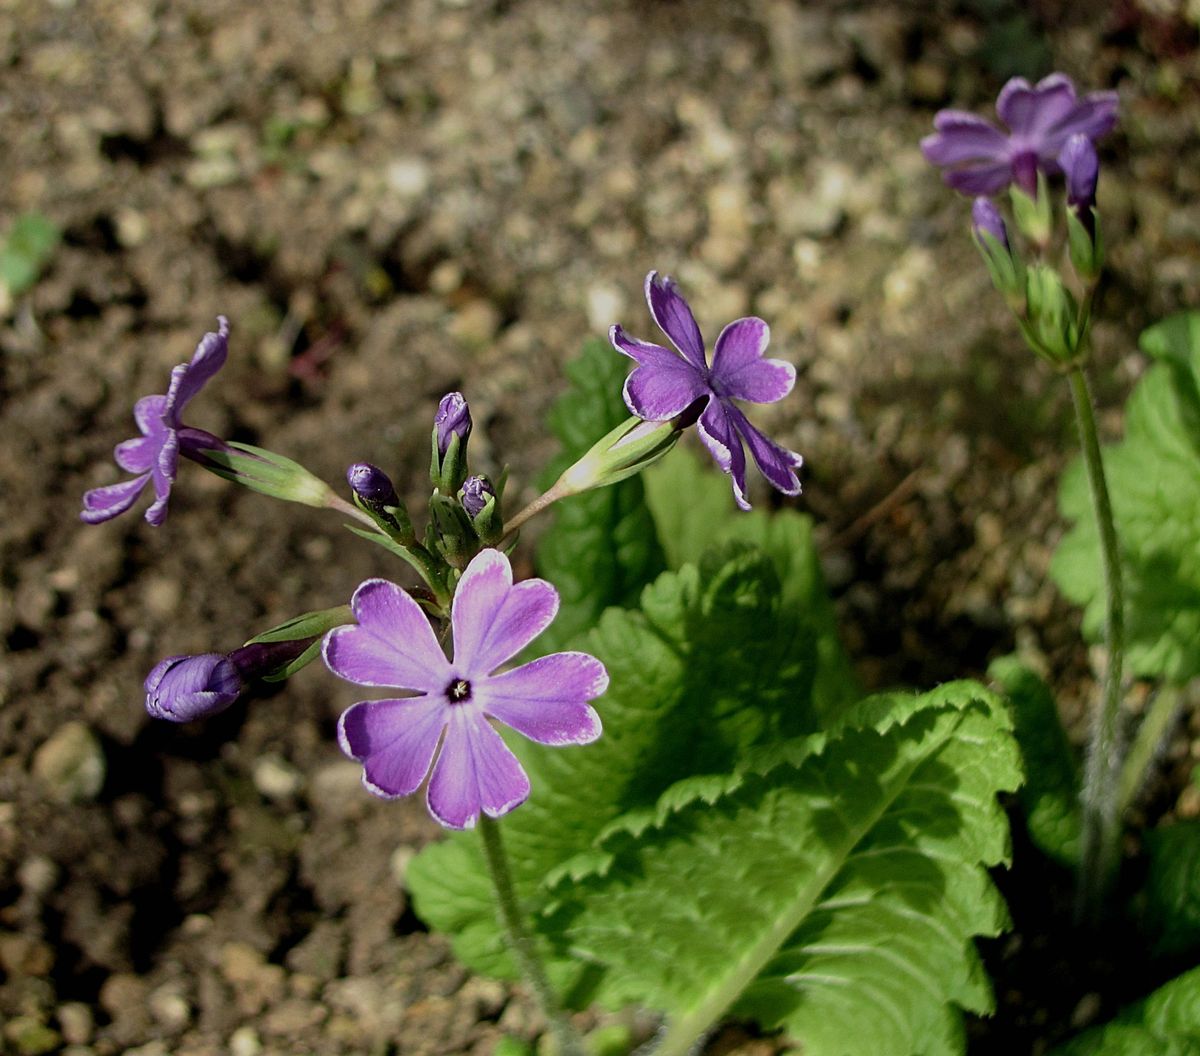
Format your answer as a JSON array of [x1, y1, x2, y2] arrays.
[[1052, 312, 1200, 684]]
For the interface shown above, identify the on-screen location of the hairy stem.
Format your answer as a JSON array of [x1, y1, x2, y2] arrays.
[[478, 817, 585, 1056], [1117, 685, 1185, 820], [502, 478, 572, 541], [1068, 365, 1127, 919]]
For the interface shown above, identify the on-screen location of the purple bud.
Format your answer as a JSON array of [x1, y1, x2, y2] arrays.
[[971, 197, 1010, 251], [145, 654, 242, 723], [461, 475, 496, 518], [434, 392, 472, 456], [1060, 134, 1099, 211], [347, 462, 399, 507]]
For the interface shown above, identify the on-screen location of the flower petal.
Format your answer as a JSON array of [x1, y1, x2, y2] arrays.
[[997, 74, 1077, 136], [477, 652, 606, 745], [697, 398, 750, 510], [144, 429, 180, 526], [623, 361, 708, 421], [165, 316, 230, 423], [609, 324, 680, 368], [710, 318, 796, 404], [725, 401, 803, 496], [80, 473, 151, 524], [324, 579, 449, 690], [942, 161, 1016, 196], [920, 112, 1008, 166], [338, 694, 446, 799], [452, 549, 560, 675], [114, 435, 157, 473], [426, 709, 531, 829], [1042, 92, 1119, 152], [646, 271, 707, 370], [133, 394, 167, 435]]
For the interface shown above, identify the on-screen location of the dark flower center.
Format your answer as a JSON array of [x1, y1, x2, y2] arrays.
[[447, 678, 472, 703]]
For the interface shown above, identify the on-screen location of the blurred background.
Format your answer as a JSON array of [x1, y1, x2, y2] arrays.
[[1, 0, 1199, 1053]]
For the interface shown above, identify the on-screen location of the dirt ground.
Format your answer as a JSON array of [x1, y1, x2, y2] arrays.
[[3, 0, 1200, 1053]]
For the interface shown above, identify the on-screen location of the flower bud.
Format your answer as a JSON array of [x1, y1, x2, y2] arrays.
[[971, 197, 1023, 305], [145, 654, 242, 723], [557, 415, 681, 496], [431, 392, 472, 494], [1060, 134, 1103, 281], [461, 474, 496, 519], [347, 462, 398, 507], [1024, 264, 1080, 364], [1009, 171, 1053, 249]]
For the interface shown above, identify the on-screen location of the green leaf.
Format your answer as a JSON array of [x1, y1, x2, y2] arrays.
[[534, 338, 665, 651], [1052, 312, 1200, 684], [1051, 965, 1200, 1055], [988, 656, 1081, 865], [409, 545, 827, 988], [566, 683, 1019, 1056], [1143, 820, 1200, 956], [644, 447, 858, 719], [0, 212, 60, 296]]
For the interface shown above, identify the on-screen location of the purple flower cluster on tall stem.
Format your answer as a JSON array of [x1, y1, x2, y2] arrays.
[[81, 317, 230, 525], [921, 73, 1117, 196], [324, 548, 606, 830], [611, 271, 802, 510]]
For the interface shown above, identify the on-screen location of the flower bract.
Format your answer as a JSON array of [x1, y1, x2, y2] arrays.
[[921, 73, 1117, 196], [81, 317, 230, 525], [610, 271, 802, 510], [324, 548, 606, 829]]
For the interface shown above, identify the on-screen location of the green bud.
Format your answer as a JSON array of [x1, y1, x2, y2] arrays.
[[557, 415, 680, 496], [974, 229, 1025, 309], [194, 442, 339, 508], [1024, 264, 1079, 364], [1067, 208, 1104, 283], [430, 492, 477, 568]]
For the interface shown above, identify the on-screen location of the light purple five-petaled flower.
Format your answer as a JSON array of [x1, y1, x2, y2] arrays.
[[324, 548, 606, 829], [81, 317, 230, 525], [921, 73, 1118, 196], [611, 271, 802, 511]]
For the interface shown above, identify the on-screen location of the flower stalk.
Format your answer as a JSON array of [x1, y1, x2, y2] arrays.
[[1068, 364, 1127, 919], [478, 816, 585, 1056]]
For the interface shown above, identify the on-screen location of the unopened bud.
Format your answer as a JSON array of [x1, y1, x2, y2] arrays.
[[431, 392, 472, 494]]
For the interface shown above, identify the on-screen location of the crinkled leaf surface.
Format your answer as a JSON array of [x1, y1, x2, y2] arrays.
[[1052, 312, 1200, 684], [533, 337, 665, 652], [1052, 964, 1200, 1055], [1143, 819, 1200, 956], [989, 656, 1081, 865]]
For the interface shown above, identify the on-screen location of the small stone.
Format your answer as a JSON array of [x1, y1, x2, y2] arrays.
[[31, 722, 106, 803], [148, 985, 190, 1032], [0, 933, 55, 976], [57, 1003, 93, 1045], [229, 1026, 262, 1056], [449, 300, 501, 347], [390, 846, 416, 888], [252, 755, 303, 801], [18, 856, 58, 897], [4, 1017, 59, 1056], [386, 157, 430, 198], [585, 284, 624, 333]]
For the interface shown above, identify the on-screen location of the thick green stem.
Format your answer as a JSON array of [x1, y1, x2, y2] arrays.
[[1068, 366, 1127, 919], [478, 817, 585, 1056]]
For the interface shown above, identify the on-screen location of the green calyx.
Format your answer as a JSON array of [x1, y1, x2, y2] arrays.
[[557, 415, 681, 497]]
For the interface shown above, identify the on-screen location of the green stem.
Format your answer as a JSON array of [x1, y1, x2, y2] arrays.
[[478, 817, 585, 1056], [1068, 365, 1127, 919], [501, 478, 572, 542], [1116, 685, 1185, 820]]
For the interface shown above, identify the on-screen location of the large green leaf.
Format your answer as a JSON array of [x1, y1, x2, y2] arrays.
[[989, 656, 1081, 865], [1052, 312, 1200, 684], [534, 337, 665, 652], [1051, 965, 1200, 1055], [563, 682, 1020, 1056]]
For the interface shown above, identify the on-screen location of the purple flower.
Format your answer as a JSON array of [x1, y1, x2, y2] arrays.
[[971, 197, 1010, 250], [921, 73, 1117, 196], [434, 392, 472, 456], [324, 548, 606, 829], [1060, 133, 1099, 212], [347, 462, 399, 507], [81, 317, 230, 526], [610, 271, 802, 510], [145, 653, 242, 722]]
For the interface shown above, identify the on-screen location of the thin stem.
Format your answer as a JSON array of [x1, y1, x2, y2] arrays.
[[478, 817, 585, 1056], [1116, 685, 1185, 820], [501, 478, 572, 542], [1068, 365, 1127, 919], [327, 492, 379, 529]]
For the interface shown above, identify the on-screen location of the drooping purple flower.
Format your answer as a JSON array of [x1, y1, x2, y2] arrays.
[[921, 73, 1118, 196], [1060, 133, 1099, 212], [610, 271, 802, 510], [971, 197, 1010, 250], [434, 392, 472, 456], [81, 317, 230, 526], [145, 653, 242, 722], [324, 548, 606, 829]]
